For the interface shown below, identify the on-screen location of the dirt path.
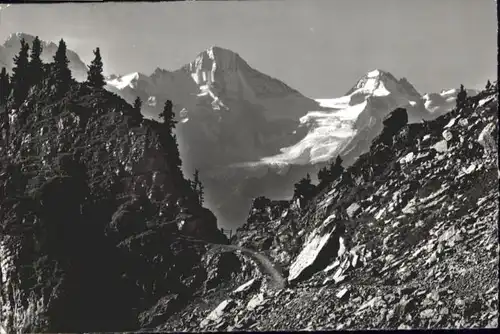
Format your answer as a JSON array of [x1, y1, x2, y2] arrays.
[[223, 244, 287, 290], [177, 235, 286, 290]]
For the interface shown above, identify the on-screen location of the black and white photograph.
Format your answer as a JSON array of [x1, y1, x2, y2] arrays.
[[0, 0, 498, 332]]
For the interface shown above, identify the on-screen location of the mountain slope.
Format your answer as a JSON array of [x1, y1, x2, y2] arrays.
[[162, 83, 499, 331], [0, 33, 88, 81]]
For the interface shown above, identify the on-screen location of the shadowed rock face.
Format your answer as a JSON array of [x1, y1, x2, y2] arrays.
[[0, 77, 227, 332], [372, 107, 409, 148]]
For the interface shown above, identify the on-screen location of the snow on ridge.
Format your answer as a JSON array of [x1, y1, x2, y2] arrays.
[[106, 72, 150, 90], [261, 99, 366, 165], [367, 69, 382, 78], [256, 68, 459, 168]]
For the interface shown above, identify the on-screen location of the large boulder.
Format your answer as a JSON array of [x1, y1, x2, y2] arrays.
[[371, 108, 409, 148], [478, 122, 498, 157], [203, 251, 242, 292], [287, 213, 346, 284]]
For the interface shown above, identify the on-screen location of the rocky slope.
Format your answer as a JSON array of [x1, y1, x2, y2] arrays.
[[160, 83, 498, 331], [0, 67, 237, 332]]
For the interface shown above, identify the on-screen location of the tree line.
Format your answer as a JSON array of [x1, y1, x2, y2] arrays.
[[0, 37, 107, 107]]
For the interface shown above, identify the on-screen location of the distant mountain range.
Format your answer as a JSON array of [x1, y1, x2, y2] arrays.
[[0, 33, 479, 228], [0, 33, 88, 81], [104, 45, 322, 173]]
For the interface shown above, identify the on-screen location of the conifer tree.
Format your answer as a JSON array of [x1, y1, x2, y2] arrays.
[[456, 84, 467, 109], [317, 166, 329, 184], [485, 80, 492, 90], [53, 39, 72, 93], [29, 36, 44, 87], [332, 155, 344, 176], [156, 99, 183, 176], [133, 96, 142, 111], [158, 100, 182, 171], [86, 47, 105, 88], [317, 155, 344, 185], [293, 173, 316, 202], [159, 100, 176, 133], [131, 96, 144, 124], [190, 169, 204, 205], [10, 38, 30, 107], [0, 67, 11, 105], [170, 132, 183, 171]]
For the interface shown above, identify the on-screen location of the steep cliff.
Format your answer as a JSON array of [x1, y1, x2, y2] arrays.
[[0, 69, 230, 332]]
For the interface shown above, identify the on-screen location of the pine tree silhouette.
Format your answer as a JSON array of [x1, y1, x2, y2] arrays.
[[485, 80, 492, 90], [29, 36, 44, 87], [317, 166, 329, 184], [53, 39, 72, 94], [170, 132, 183, 171], [87, 47, 105, 88], [190, 169, 204, 205], [293, 173, 316, 202], [133, 96, 142, 111], [159, 100, 177, 133], [0, 67, 11, 105], [10, 38, 30, 107], [132, 96, 143, 124], [157, 100, 182, 172], [317, 155, 344, 185], [332, 155, 344, 176], [456, 84, 467, 109]]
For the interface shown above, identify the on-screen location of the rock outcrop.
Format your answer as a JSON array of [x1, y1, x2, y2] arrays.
[[0, 75, 227, 332]]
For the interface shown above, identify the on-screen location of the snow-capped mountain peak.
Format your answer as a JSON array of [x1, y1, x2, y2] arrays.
[[106, 45, 319, 125], [106, 72, 151, 90], [346, 69, 421, 99], [186, 45, 245, 74], [4, 32, 38, 46], [258, 69, 441, 167]]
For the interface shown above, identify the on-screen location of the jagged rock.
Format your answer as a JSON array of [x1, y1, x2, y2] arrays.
[[371, 108, 409, 148], [203, 251, 242, 292], [442, 129, 453, 141], [288, 214, 345, 284], [247, 293, 267, 311], [200, 299, 235, 328], [231, 278, 262, 299], [139, 294, 182, 328], [336, 287, 349, 299], [477, 122, 498, 156], [346, 202, 361, 218]]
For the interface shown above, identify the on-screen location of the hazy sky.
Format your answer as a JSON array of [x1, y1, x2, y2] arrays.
[[0, 0, 496, 97]]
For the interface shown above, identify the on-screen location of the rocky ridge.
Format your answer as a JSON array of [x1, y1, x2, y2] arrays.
[[0, 72, 240, 332], [161, 83, 498, 331]]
